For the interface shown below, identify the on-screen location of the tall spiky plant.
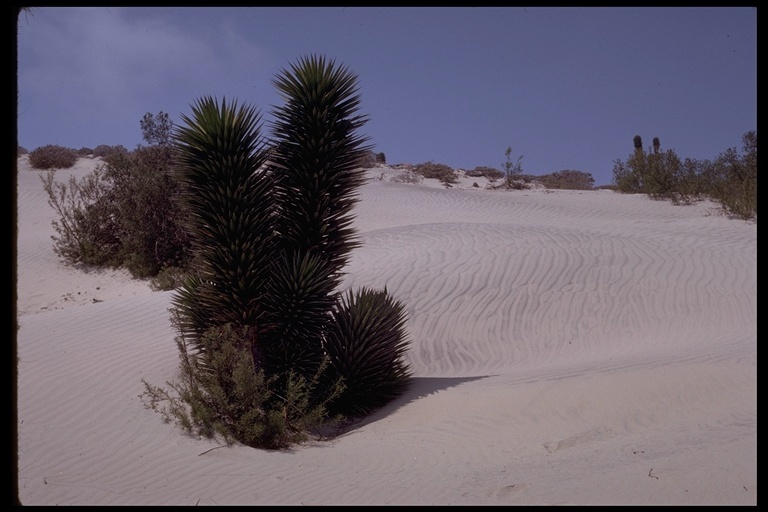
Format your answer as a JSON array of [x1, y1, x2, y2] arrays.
[[262, 55, 372, 381], [171, 97, 274, 364]]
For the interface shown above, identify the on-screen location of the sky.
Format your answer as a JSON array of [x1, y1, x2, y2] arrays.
[[15, 6, 756, 186]]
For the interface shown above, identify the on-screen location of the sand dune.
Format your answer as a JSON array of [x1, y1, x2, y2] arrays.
[[15, 157, 756, 505]]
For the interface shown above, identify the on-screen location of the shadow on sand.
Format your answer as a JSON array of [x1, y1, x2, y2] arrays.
[[318, 374, 493, 440]]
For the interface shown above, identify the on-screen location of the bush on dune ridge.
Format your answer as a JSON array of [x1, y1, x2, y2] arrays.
[[40, 114, 192, 283], [612, 132, 756, 220], [28, 144, 78, 169]]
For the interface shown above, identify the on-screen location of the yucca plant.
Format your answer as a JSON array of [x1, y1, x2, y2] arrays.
[[171, 97, 275, 366], [324, 287, 412, 417], [154, 56, 413, 448], [262, 55, 372, 382]]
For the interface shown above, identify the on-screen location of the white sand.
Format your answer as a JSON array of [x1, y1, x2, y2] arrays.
[[15, 157, 756, 505]]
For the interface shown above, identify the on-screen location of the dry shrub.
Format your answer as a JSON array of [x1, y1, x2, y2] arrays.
[[28, 144, 78, 169]]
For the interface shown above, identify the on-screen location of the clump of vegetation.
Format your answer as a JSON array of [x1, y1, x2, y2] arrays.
[[93, 144, 128, 159], [141, 321, 342, 449], [355, 150, 387, 168], [611, 132, 756, 220], [466, 166, 504, 182], [28, 144, 78, 169], [538, 169, 595, 190], [390, 170, 423, 184], [142, 55, 412, 450], [149, 265, 189, 291], [76, 147, 94, 156], [500, 146, 528, 189], [701, 131, 757, 220], [41, 112, 192, 277], [17, 146, 29, 156], [412, 161, 457, 184]]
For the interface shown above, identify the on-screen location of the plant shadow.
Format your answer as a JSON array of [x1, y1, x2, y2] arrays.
[[316, 374, 493, 440]]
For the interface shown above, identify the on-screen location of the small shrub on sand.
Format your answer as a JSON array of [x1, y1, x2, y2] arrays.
[[539, 169, 595, 190], [412, 161, 458, 184], [28, 144, 78, 169], [390, 170, 423, 184], [466, 166, 504, 182]]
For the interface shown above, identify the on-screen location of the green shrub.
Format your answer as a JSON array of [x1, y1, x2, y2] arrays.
[[41, 166, 123, 266], [28, 144, 78, 169], [702, 131, 757, 220], [41, 122, 191, 276], [612, 132, 756, 220], [103, 145, 191, 277], [412, 161, 457, 184], [539, 169, 595, 190], [141, 322, 343, 450]]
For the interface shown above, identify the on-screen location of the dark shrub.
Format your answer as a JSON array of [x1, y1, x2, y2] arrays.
[[412, 161, 457, 184], [466, 166, 504, 181], [702, 131, 757, 220], [103, 145, 191, 277], [356, 150, 377, 168], [18, 146, 29, 156], [42, 143, 191, 276], [28, 144, 78, 169], [141, 322, 341, 450], [41, 166, 123, 266], [77, 147, 94, 156], [539, 169, 595, 190], [93, 144, 128, 158]]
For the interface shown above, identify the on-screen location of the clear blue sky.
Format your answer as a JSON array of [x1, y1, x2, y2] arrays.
[[16, 6, 756, 186]]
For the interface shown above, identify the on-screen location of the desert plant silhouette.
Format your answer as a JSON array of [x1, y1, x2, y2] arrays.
[[150, 55, 412, 449]]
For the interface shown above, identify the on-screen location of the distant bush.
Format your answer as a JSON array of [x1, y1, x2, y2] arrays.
[[390, 170, 423, 184], [701, 131, 757, 220], [93, 144, 128, 159], [356, 150, 378, 168], [539, 169, 595, 190], [466, 166, 504, 182], [412, 161, 457, 184], [17, 146, 29, 156], [612, 132, 756, 220], [76, 147, 94, 156], [42, 115, 191, 277], [28, 144, 78, 169]]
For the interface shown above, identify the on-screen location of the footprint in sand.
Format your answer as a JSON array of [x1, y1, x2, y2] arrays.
[[543, 426, 609, 453]]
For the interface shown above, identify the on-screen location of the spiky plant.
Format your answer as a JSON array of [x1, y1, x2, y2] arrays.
[[324, 287, 412, 417], [171, 96, 274, 365], [262, 55, 372, 381], [633, 135, 643, 154]]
